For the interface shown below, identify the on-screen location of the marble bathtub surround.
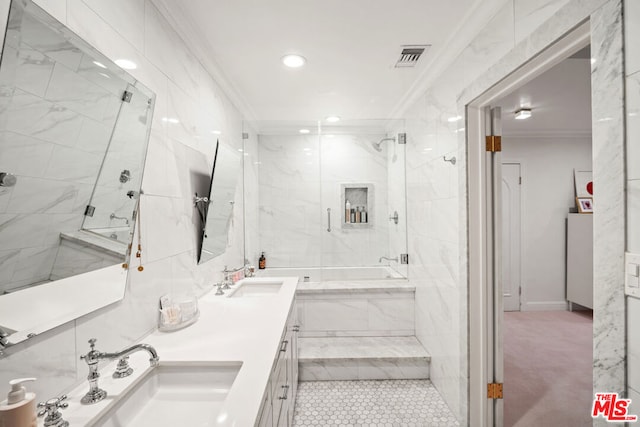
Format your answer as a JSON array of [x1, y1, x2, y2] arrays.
[[0, 0, 154, 346]]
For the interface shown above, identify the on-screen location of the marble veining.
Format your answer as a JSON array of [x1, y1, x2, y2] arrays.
[[590, 0, 626, 399]]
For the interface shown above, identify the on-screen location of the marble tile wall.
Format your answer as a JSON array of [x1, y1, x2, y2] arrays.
[[0, 0, 245, 401], [625, 0, 640, 400], [257, 133, 391, 269], [402, 0, 621, 422]]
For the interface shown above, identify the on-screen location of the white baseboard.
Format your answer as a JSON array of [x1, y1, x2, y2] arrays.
[[521, 301, 568, 311]]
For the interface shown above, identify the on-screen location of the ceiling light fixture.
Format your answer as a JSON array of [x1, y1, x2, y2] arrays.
[[282, 54, 306, 68], [299, 129, 310, 134], [514, 108, 532, 120], [115, 59, 137, 70], [93, 61, 107, 69], [325, 116, 340, 123], [447, 116, 462, 123]]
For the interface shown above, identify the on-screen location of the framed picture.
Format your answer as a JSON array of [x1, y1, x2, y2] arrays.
[[574, 170, 593, 198], [576, 197, 594, 213]]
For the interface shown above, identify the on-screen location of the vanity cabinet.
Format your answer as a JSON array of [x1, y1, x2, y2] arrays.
[[255, 301, 299, 427]]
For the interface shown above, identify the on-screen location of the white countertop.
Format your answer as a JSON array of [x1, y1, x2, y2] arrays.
[[57, 276, 298, 427]]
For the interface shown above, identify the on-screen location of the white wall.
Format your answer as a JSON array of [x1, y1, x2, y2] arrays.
[[0, 0, 246, 401], [502, 136, 592, 310]]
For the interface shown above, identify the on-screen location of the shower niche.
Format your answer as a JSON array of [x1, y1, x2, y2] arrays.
[[342, 184, 374, 228]]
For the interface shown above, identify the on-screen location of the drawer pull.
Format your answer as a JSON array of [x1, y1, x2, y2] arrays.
[[280, 340, 289, 352], [279, 385, 289, 400]]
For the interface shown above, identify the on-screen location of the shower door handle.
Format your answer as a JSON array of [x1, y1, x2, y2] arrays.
[[327, 208, 331, 232]]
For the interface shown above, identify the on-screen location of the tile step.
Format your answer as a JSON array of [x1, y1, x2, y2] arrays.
[[298, 336, 430, 381]]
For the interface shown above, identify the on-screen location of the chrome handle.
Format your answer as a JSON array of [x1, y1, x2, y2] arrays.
[[279, 385, 290, 400], [327, 208, 331, 232], [280, 340, 289, 352]]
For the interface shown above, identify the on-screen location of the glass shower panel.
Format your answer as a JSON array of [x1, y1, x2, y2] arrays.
[[319, 119, 408, 280], [252, 122, 321, 268]]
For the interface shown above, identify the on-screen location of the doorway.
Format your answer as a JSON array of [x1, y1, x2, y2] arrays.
[[466, 12, 626, 425]]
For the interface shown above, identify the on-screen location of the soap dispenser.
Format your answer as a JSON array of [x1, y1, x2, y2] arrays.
[[259, 252, 266, 270], [0, 378, 37, 427]]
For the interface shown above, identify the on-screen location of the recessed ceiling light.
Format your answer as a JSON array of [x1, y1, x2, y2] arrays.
[[282, 54, 306, 68], [514, 108, 531, 120], [325, 116, 340, 123], [162, 117, 179, 124], [299, 129, 310, 134], [211, 130, 222, 135], [93, 61, 107, 69], [98, 72, 110, 79], [115, 59, 137, 70], [448, 116, 462, 123]]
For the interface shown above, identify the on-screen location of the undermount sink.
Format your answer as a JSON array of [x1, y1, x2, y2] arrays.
[[226, 280, 283, 298], [90, 362, 242, 427]]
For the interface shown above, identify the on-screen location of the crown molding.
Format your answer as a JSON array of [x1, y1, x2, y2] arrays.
[[148, 0, 257, 122], [388, 0, 508, 119]]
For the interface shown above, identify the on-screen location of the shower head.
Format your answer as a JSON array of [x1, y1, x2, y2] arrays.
[[372, 137, 396, 152]]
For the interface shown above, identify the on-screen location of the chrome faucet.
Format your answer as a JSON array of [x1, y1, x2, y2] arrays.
[[0, 326, 14, 355], [109, 212, 130, 226], [80, 338, 159, 404], [379, 256, 399, 263]]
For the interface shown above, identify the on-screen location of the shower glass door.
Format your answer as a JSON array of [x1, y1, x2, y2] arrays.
[[320, 119, 408, 281], [246, 119, 408, 281]]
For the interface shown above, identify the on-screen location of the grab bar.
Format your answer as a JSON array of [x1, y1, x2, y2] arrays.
[[327, 208, 331, 232]]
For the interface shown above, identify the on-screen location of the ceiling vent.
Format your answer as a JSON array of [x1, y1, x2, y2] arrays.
[[395, 45, 430, 68]]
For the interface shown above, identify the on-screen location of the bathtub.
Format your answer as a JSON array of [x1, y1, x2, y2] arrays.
[[256, 266, 404, 283]]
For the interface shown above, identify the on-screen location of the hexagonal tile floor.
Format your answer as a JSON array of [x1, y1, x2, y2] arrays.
[[293, 379, 459, 426]]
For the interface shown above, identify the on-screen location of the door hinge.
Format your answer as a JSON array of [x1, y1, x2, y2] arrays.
[[487, 383, 503, 399], [519, 176, 522, 185], [397, 133, 407, 144], [400, 253, 409, 264], [242, 132, 249, 140], [84, 205, 95, 217], [485, 135, 502, 152]]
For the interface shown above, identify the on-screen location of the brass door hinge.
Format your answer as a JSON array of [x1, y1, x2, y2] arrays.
[[486, 135, 502, 152], [487, 382, 503, 399]]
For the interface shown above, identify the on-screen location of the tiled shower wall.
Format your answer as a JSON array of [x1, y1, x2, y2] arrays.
[[0, 0, 246, 401], [257, 133, 391, 269]]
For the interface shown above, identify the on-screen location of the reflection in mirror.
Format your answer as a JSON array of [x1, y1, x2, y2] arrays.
[[197, 142, 241, 264], [0, 0, 154, 345]]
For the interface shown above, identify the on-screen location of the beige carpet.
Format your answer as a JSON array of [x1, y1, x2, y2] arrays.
[[504, 310, 593, 427]]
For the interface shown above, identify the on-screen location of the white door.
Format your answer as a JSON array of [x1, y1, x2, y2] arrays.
[[502, 163, 521, 312]]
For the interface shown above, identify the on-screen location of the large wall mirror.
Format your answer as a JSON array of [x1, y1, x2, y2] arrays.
[[0, 0, 154, 347], [197, 142, 242, 264]]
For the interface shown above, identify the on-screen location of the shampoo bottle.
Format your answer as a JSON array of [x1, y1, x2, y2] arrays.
[[345, 200, 351, 223], [0, 378, 37, 427], [259, 252, 266, 270]]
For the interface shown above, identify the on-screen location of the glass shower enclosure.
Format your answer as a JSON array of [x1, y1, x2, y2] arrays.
[[244, 119, 408, 281]]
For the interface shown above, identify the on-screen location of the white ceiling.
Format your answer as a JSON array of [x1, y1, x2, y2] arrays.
[[496, 55, 592, 136], [157, 0, 478, 122]]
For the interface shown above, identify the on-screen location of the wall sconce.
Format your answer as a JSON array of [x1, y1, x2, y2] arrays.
[[515, 108, 532, 120]]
